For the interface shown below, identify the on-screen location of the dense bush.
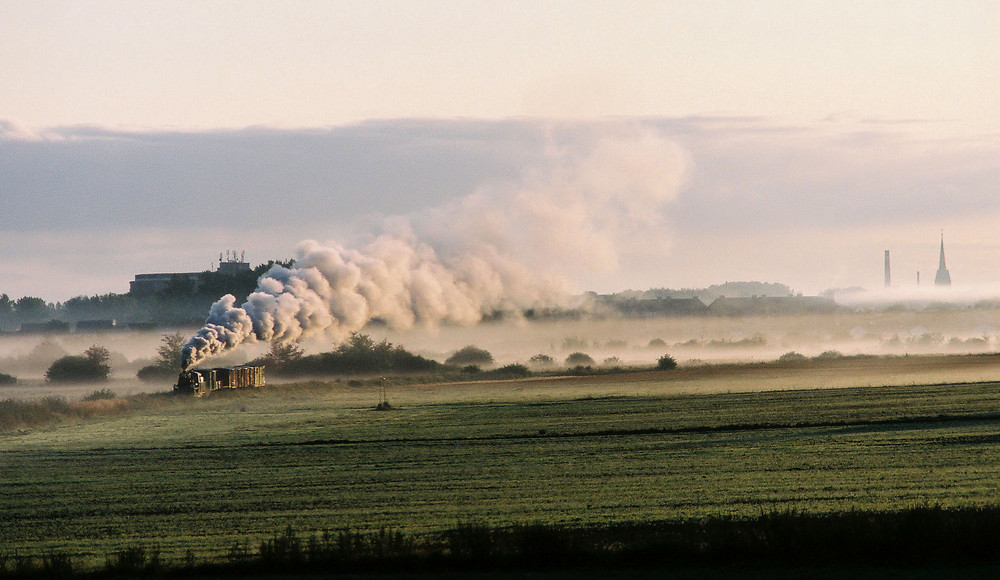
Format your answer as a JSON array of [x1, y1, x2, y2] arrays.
[[446, 346, 495, 367], [277, 334, 440, 376], [778, 351, 808, 362], [0, 372, 16, 385], [45, 345, 111, 383], [565, 352, 595, 366], [656, 354, 678, 370], [482, 364, 532, 379]]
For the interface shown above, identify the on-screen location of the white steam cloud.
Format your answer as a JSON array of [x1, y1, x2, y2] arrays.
[[181, 125, 690, 369]]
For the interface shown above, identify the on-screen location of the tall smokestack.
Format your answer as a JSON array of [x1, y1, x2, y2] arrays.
[[884, 250, 891, 287]]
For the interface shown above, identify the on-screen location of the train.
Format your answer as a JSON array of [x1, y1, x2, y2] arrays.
[[174, 365, 265, 396]]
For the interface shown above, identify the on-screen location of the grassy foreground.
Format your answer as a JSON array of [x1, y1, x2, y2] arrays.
[[6, 368, 1000, 575]]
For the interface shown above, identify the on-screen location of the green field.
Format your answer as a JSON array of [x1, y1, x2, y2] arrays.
[[5, 365, 1000, 572]]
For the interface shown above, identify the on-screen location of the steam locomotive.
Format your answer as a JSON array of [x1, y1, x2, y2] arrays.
[[174, 365, 265, 396]]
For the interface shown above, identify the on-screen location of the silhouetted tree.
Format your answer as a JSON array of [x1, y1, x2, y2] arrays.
[[0, 294, 12, 315], [14, 296, 50, 321], [62, 293, 141, 322], [156, 333, 187, 368], [84, 345, 111, 368], [268, 341, 304, 367], [138, 333, 187, 381], [252, 340, 305, 370]]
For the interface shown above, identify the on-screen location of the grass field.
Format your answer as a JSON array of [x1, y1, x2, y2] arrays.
[[5, 357, 1000, 574]]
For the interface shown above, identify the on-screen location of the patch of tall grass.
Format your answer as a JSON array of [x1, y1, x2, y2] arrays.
[[0, 392, 160, 432]]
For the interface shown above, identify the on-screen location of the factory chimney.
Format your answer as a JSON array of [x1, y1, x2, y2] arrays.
[[884, 250, 891, 287]]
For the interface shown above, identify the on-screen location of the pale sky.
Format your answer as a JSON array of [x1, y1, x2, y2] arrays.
[[5, 1, 1000, 131], [3, 1, 1000, 301]]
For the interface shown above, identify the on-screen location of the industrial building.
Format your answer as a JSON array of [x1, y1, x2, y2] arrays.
[[129, 251, 252, 296]]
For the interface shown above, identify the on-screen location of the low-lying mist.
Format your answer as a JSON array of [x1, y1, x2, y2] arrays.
[[835, 284, 1000, 309], [2, 304, 1000, 401], [0, 328, 209, 380], [363, 307, 1000, 368]]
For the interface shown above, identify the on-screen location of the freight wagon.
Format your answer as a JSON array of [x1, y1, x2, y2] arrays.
[[175, 365, 265, 396]]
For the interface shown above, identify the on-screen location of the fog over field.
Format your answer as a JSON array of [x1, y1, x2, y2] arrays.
[[367, 304, 1000, 368], [6, 299, 1000, 401]]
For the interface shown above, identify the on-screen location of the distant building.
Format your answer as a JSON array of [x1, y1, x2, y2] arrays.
[[129, 252, 252, 296], [129, 272, 203, 296], [75, 319, 117, 332], [934, 233, 952, 286], [19, 319, 71, 333], [216, 251, 251, 276]]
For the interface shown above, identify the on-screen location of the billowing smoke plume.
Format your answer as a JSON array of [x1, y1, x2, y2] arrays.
[[181, 125, 689, 369], [180, 235, 565, 369]]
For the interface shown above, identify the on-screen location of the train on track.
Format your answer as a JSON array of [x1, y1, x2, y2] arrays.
[[174, 365, 265, 396]]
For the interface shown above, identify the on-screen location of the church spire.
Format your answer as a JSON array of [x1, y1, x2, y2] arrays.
[[934, 232, 951, 286]]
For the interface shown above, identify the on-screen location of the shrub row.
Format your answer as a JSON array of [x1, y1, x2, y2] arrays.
[[270, 334, 441, 376]]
